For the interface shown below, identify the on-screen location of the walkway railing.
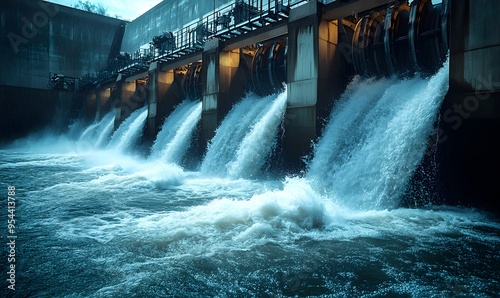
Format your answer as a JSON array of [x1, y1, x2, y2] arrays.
[[75, 0, 309, 90]]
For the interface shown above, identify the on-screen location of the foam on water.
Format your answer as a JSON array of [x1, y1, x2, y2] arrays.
[[4, 132, 79, 153], [200, 92, 274, 175], [227, 90, 287, 179], [108, 107, 148, 152], [94, 111, 116, 148], [150, 100, 200, 158], [159, 101, 202, 164], [53, 175, 499, 260], [307, 60, 450, 210], [2, 59, 499, 297]]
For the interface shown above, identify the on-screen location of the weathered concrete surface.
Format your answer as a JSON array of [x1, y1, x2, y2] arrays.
[[96, 87, 112, 121], [113, 78, 148, 128], [146, 62, 183, 140], [0, 0, 126, 90], [0, 0, 125, 142], [0, 85, 83, 144], [438, 0, 500, 212], [200, 38, 250, 147], [284, 1, 350, 169]]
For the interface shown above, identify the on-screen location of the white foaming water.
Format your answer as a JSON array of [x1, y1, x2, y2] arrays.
[[5, 59, 499, 297], [227, 91, 287, 178], [79, 122, 100, 142], [150, 100, 199, 157], [95, 113, 116, 148], [307, 60, 450, 210], [160, 101, 202, 164], [200, 92, 278, 175], [79, 111, 115, 144], [85, 151, 186, 189], [108, 107, 145, 147], [122, 60, 451, 254], [88, 110, 115, 148], [108, 107, 148, 152], [127, 178, 495, 248]]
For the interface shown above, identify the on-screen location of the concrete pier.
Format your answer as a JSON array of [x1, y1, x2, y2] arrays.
[[285, 1, 350, 167], [2, 0, 500, 212], [201, 38, 249, 146], [438, 0, 500, 212], [146, 62, 183, 140], [95, 87, 111, 121]]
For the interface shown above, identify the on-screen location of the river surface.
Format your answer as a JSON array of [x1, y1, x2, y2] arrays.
[[1, 61, 499, 297]]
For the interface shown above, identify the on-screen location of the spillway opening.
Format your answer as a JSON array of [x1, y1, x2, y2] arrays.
[[3, 1, 500, 296], [251, 38, 288, 97], [351, 0, 449, 78], [182, 62, 203, 101]]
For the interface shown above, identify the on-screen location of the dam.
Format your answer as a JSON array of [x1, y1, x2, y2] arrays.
[[1, 0, 500, 296], [2, 0, 498, 211]]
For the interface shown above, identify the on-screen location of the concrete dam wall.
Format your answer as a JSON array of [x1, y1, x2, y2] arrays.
[[0, 0, 126, 142], [1, 0, 499, 212]]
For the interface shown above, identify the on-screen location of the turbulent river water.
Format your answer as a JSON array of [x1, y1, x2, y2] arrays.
[[1, 61, 499, 297]]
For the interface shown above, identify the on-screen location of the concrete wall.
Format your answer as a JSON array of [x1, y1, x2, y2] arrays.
[[0, 85, 83, 144], [438, 0, 500, 212], [113, 79, 148, 128], [0, 0, 126, 143], [448, 0, 500, 95], [284, 1, 351, 169], [96, 87, 112, 121], [200, 38, 251, 147], [121, 0, 234, 53], [146, 63, 184, 139], [0, 0, 126, 90]]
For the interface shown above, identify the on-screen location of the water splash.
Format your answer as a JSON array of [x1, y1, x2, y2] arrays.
[[227, 91, 287, 178], [150, 100, 200, 158], [95, 113, 116, 148], [200, 92, 274, 175], [4, 57, 499, 298], [159, 101, 202, 164], [307, 60, 450, 210], [108, 107, 148, 153], [78, 111, 115, 144], [79, 122, 100, 142]]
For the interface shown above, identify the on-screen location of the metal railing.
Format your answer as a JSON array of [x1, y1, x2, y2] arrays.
[[48, 73, 80, 91], [150, 0, 306, 61], [73, 0, 309, 90]]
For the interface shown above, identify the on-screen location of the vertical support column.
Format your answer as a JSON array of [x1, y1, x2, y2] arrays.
[[147, 61, 183, 140], [114, 74, 137, 128], [110, 82, 121, 130], [201, 38, 244, 148], [120, 81, 137, 120], [95, 90, 102, 122], [438, 0, 500, 212], [85, 91, 97, 122], [285, 1, 344, 169], [114, 76, 124, 129], [95, 87, 111, 121], [147, 62, 159, 139]]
